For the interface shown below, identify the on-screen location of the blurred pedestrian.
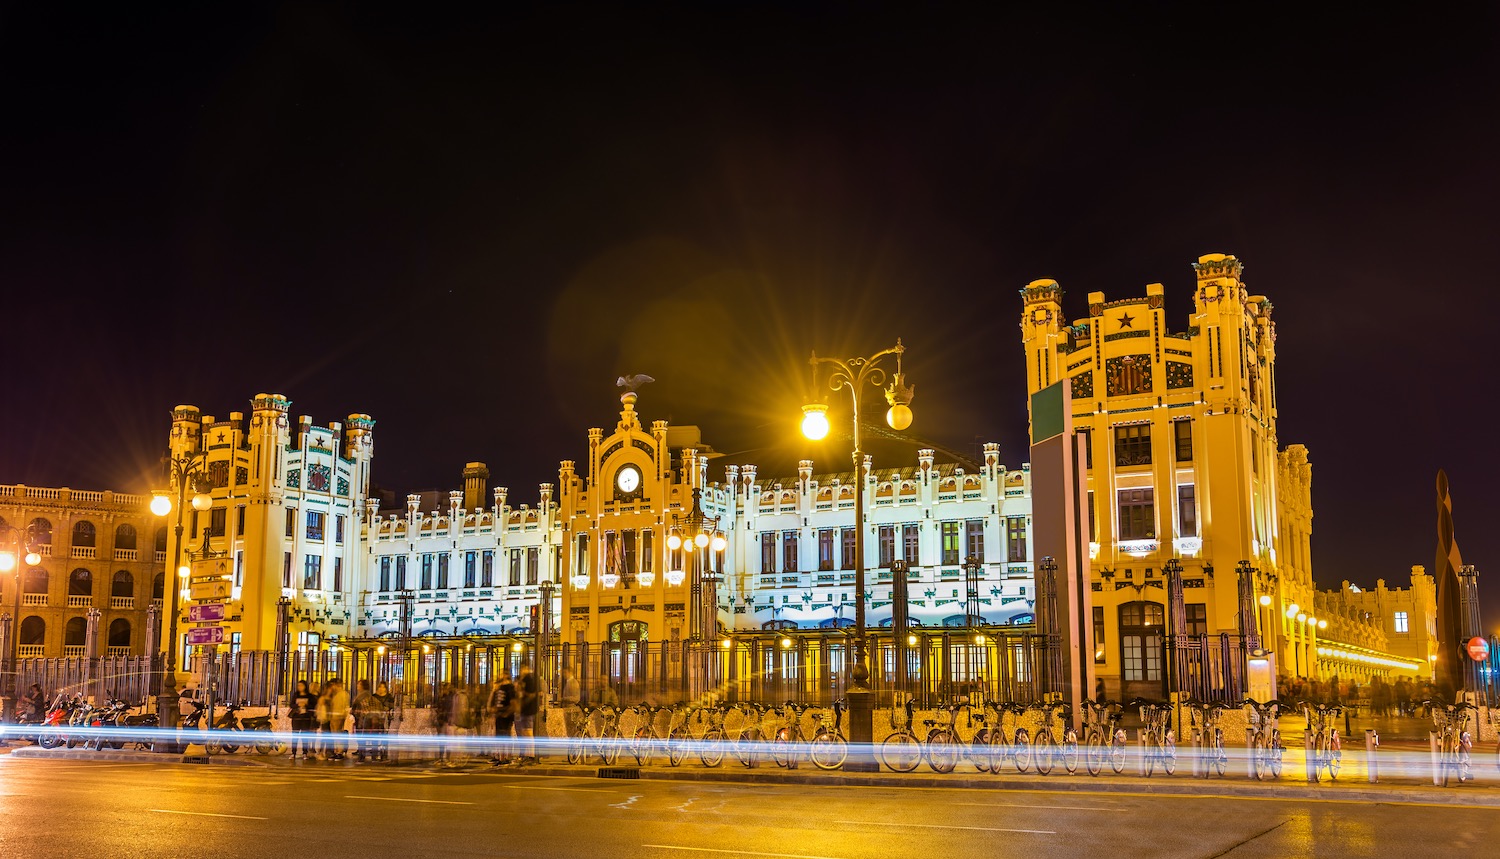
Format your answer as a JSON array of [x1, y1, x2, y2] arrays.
[[489, 672, 518, 765], [352, 679, 380, 762], [289, 680, 317, 759], [323, 678, 350, 761], [373, 681, 395, 761], [516, 662, 539, 765]]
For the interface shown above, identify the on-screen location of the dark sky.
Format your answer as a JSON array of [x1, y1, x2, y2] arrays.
[[5, 5, 1498, 624]]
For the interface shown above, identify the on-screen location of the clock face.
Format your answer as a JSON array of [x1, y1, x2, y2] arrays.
[[616, 466, 641, 494]]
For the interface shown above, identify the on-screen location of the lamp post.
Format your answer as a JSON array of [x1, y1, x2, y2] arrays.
[[0, 522, 44, 722], [802, 338, 914, 772], [667, 486, 726, 643], [151, 451, 212, 729]]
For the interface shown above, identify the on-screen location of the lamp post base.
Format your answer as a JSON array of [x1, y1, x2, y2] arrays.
[[842, 687, 879, 772], [156, 681, 184, 754]]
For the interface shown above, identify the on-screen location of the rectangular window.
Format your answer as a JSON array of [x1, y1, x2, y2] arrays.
[[1078, 428, 1093, 469], [761, 533, 777, 574], [902, 524, 920, 566], [236, 506, 245, 535], [481, 551, 493, 587], [283, 552, 292, 588], [1121, 633, 1163, 681], [510, 549, 523, 586], [285, 508, 295, 538], [1114, 424, 1152, 467], [620, 530, 636, 579], [235, 550, 244, 588], [965, 520, 985, 563], [306, 510, 324, 541], [396, 556, 407, 590], [640, 531, 653, 573], [1006, 516, 1027, 562], [841, 529, 856, 570], [1117, 489, 1156, 540], [335, 514, 345, 544], [1185, 603, 1208, 637], [527, 546, 539, 585], [782, 531, 799, 573], [1394, 611, 1409, 633], [1093, 605, 1105, 663], [818, 529, 835, 571], [1087, 491, 1097, 542], [1174, 421, 1193, 463], [1250, 429, 1259, 474], [878, 525, 895, 568], [209, 507, 226, 538], [333, 557, 342, 592], [464, 552, 477, 588], [303, 554, 321, 590], [437, 553, 449, 589], [421, 554, 433, 590], [576, 535, 589, 579], [380, 557, 391, 592], [940, 521, 960, 566], [1178, 485, 1198, 536]]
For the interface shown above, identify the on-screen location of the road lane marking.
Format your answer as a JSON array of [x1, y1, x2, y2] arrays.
[[953, 802, 1128, 812], [150, 809, 268, 820], [644, 846, 845, 859], [498, 784, 616, 792], [345, 794, 474, 805], [862, 821, 1054, 834]]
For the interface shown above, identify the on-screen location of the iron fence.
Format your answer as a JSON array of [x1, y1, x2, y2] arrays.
[[15, 655, 157, 706]]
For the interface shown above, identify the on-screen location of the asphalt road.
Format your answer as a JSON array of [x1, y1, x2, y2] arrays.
[[0, 756, 1494, 858]]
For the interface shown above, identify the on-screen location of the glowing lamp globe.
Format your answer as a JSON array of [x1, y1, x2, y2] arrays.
[[0, 553, 14, 573], [191, 493, 213, 512], [178, 565, 191, 578], [711, 534, 727, 552], [694, 532, 709, 549], [666, 533, 683, 551], [1295, 613, 1307, 624], [801, 403, 830, 441], [720, 639, 732, 650], [150, 494, 173, 517], [886, 403, 913, 431], [25, 550, 40, 566], [1258, 595, 1272, 607], [1317, 619, 1328, 630]]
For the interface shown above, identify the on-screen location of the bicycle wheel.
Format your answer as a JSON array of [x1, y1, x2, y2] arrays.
[[1251, 735, 1266, 780], [1326, 744, 1340, 781], [771, 728, 792, 768], [1458, 744, 1472, 783], [809, 733, 847, 771], [632, 727, 654, 766], [666, 727, 687, 767], [1269, 731, 1283, 778], [1060, 732, 1078, 775], [600, 728, 620, 765], [1110, 739, 1126, 774], [735, 728, 759, 768], [880, 731, 922, 772], [1012, 729, 1032, 773], [987, 728, 1010, 773], [1033, 729, 1054, 775], [927, 730, 959, 774], [1162, 737, 1176, 776], [1144, 736, 1156, 777], [1086, 732, 1104, 776], [699, 729, 725, 768], [972, 728, 992, 773], [1212, 730, 1226, 777]]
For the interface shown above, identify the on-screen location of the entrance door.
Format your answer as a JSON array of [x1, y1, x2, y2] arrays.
[[1118, 601, 1167, 700]]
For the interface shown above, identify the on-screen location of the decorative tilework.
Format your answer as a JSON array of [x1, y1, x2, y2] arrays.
[[1071, 371, 1094, 399], [1105, 355, 1152, 396], [336, 476, 350, 497], [1166, 360, 1194, 389], [286, 469, 300, 489]]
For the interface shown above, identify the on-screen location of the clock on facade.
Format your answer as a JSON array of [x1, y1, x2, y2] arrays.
[[616, 465, 641, 496]]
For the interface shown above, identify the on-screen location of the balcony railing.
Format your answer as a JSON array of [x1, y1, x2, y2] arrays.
[[150, 598, 163, 611], [37, 545, 53, 557], [68, 595, 93, 607], [155, 551, 167, 563], [111, 596, 135, 609], [71, 546, 97, 560], [17, 645, 44, 658], [22, 593, 48, 607], [107, 646, 131, 657], [63, 645, 85, 657], [114, 549, 138, 561]]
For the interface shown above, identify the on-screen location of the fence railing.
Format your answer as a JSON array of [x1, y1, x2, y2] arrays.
[[14, 654, 157, 705]]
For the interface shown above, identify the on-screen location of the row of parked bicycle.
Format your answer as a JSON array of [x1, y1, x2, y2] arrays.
[[10, 693, 278, 754], [567, 696, 1491, 780]]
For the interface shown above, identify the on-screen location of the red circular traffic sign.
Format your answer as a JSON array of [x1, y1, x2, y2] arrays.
[[1467, 636, 1490, 662]]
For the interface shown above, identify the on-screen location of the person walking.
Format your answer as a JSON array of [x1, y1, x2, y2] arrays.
[[325, 678, 351, 762], [442, 683, 472, 766], [373, 681, 395, 761], [559, 667, 581, 739], [488, 672, 518, 766], [516, 662, 540, 765], [352, 679, 380, 762], [289, 680, 317, 759]]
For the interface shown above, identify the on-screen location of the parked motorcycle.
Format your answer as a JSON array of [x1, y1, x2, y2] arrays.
[[36, 694, 82, 749]]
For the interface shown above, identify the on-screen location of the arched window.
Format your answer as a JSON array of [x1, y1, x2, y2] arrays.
[[19, 616, 45, 645], [69, 568, 93, 596], [65, 617, 88, 647], [152, 572, 164, 599], [29, 518, 52, 545], [154, 527, 168, 553], [72, 521, 96, 548], [112, 570, 134, 597], [1119, 601, 1165, 683], [114, 524, 137, 551], [108, 618, 131, 649], [23, 567, 47, 594]]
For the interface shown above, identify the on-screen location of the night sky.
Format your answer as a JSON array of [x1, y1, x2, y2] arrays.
[[5, 6, 1497, 624]]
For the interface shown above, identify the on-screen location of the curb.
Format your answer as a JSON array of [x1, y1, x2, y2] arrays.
[[8, 747, 269, 767]]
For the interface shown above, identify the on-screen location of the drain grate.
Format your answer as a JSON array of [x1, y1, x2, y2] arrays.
[[597, 766, 640, 779]]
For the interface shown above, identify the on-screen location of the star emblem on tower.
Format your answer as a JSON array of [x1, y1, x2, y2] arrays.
[[1118, 313, 1135, 329]]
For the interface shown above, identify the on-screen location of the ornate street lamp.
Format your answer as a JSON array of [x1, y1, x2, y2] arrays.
[[152, 451, 212, 730], [802, 338, 914, 771], [0, 521, 45, 721], [668, 486, 726, 642]]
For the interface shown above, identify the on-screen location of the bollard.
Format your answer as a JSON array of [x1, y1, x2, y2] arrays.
[[1305, 731, 1318, 783], [1191, 728, 1202, 778], [1365, 729, 1379, 783], [1246, 729, 1257, 781], [1430, 731, 1442, 786], [1138, 728, 1147, 776]]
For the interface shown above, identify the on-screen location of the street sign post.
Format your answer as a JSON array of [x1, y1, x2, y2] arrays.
[[189, 579, 231, 601], [186, 626, 225, 646], [188, 603, 226, 622]]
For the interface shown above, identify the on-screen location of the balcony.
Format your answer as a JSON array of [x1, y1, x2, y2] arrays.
[[18, 645, 44, 658], [106, 646, 131, 658], [149, 598, 163, 611], [71, 546, 97, 560], [36, 544, 52, 557], [68, 595, 93, 608], [155, 551, 167, 563], [22, 593, 48, 607], [111, 596, 135, 609], [114, 549, 138, 562], [63, 645, 85, 657]]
